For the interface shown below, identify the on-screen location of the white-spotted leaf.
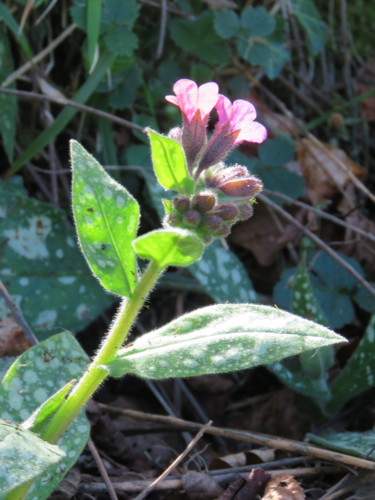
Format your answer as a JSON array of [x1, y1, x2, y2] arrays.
[[0, 419, 65, 496], [0, 332, 89, 500], [71, 140, 140, 297], [0, 177, 114, 341], [133, 228, 204, 268], [106, 304, 345, 379]]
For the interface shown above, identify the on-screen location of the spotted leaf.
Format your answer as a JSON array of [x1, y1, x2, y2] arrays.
[[71, 140, 140, 297], [106, 304, 345, 379], [0, 331, 89, 500]]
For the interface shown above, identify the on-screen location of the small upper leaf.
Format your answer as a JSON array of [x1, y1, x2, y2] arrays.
[[106, 304, 345, 379], [71, 140, 140, 297], [147, 129, 194, 194], [0, 419, 65, 496], [133, 228, 204, 268]]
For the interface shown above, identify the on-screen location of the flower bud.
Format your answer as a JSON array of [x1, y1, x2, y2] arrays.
[[172, 195, 190, 212], [191, 190, 216, 212], [206, 166, 249, 187], [210, 202, 239, 221], [238, 203, 254, 220], [214, 225, 231, 238], [202, 234, 213, 245], [217, 177, 262, 198], [182, 210, 201, 227], [204, 215, 223, 231], [165, 213, 180, 226]]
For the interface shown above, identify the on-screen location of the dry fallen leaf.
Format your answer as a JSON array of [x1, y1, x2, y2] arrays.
[[217, 468, 271, 500], [261, 474, 305, 500], [182, 470, 223, 499], [297, 138, 366, 204], [0, 319, 31, 357]]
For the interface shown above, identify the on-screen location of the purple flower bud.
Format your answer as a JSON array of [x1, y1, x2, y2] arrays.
[[217, 177, 262, 198], [214, 225, 231, 238], [238, 203, 254, 220], [204, 215, 223, 231], [172, 195, 190, 212], [210, 202, 239, 221], [182, 210, 201, 227], [165, 213, 180, 226], [191, 190, 216, 212]]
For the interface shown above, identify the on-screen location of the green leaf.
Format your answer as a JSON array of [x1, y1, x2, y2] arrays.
[[291, 0, 328, 55], [353, 283, 375, 313], [0, 27, 17, 162], [0, 419, 65, 496], [147, 129, 194, 194], [87, 0, 102, 69], [22, 381, 74, 435], [106, 304, 345, 379], [327, 315, 375, 413], [8, 51, 116, 176], [104, 26, 138, 56], [269, 263, 334, 407], [102, 0, 139, 28], [71, 140, 140, 297], [169, 12, 231, 65], [0, 4, 33, 59], [134, 229, 204, 268], [214, 9, 240, 39], [308, 429, 375, 461], [237, 38, 290, 79], [0, 178, 114, 340], [259, 136, 295, 167], [0, 332, 90, 499], [108, 63, 142, 109], [190, 240, 257, 303], [240, 7, 275, 37]]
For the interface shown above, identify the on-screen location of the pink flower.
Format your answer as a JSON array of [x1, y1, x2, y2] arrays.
[[197, 95, 267, 173], [215, 95, 267, 145], [165, 79, 219, 123]]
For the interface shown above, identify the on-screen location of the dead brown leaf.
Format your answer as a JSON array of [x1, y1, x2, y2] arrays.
[[210, 449, 275, 470], [216, 468, 270, 500], [182, 471, 223, 499], [229, 203, 297, 267], [0, 319, 31, 357], [297, 138, 366, 204], [261, 474, 305, 500]]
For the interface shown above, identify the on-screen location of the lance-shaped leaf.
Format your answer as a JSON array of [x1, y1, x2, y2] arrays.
[[0, 419, 65, 496], [147, 129, 194, 194], [106, 304, 345, 379], [133, 228, 204, 268], [71, 140, 140, 297]]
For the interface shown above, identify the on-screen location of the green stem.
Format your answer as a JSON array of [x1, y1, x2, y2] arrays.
[[6, 261, 164, 500], [43, 260, 163, 444]]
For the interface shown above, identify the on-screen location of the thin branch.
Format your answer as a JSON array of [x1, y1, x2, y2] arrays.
[[88, 438, 118, 500], [263, 189, 375, 244], [133, 421, 212, 500], [2, 23, 77, 87], [97, 404, 375, 471], [258, 193, 375, 298], [0, 87, 145, 133], [0, 281, 39, 346], [156, 0, 168, 59]]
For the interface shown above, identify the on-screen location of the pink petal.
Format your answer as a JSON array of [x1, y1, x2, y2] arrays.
[[171, 79, 199, 122], [215, 95, 232, 124], [197, 82, 219, 118], [165, 95, 177, 105], [235, 121, 268, 144], [231, 100, 257, 128]]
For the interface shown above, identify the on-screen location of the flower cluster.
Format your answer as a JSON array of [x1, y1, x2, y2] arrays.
[[164, 79, 267, 241]]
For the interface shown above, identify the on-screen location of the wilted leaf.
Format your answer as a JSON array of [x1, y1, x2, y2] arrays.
[[297, 138, 366, 204], [0, 319, 31, 357], [262, 473, 305, 499]]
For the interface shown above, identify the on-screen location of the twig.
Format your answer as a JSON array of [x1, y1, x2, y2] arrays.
[[80, 466, 341, 494], [87, 438, 118, 500], [97, 403, 375, 471], [259, 193, 375, 298], [0, 281, 39, 346], [133, 421, 212, 500], [0, 87, 145, 133], [263, 188, 375, 244], [2, 23, 77, 87], [156, 0, 168, 59]]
